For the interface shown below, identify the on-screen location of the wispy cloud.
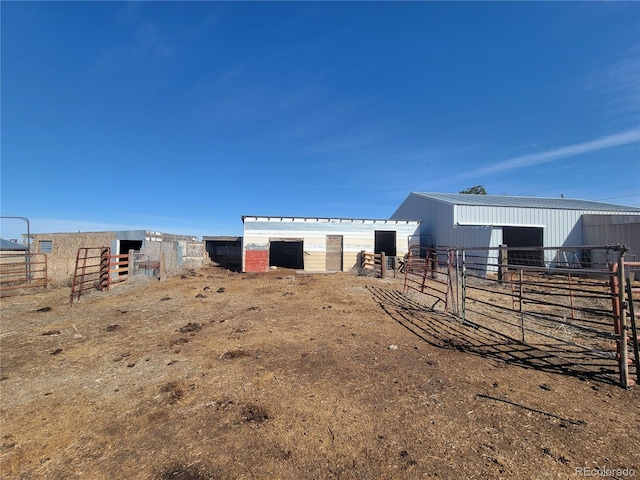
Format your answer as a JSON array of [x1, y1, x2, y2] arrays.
[[458, 129, 640, 179], [584, 45, 640, 119]]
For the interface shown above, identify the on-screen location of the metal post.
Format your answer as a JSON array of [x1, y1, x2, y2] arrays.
[[455, 249, 460, 316], [519, 269, 525, 343], [618, 255, 629, 388], [99, 247, 110, 291], [420, 251, 428, 294], [625, 275, 640, 384], [402, 249, 410, 294], [461, 249, 467, 324], [447, 249, 455, 315], [568, 272, 575, 320], [25, 218, 31, 282]]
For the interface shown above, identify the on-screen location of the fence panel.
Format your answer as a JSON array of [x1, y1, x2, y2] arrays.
[[360, 251, 385, 278], [403, 246, 456, 314], [131, 252, 160, 279], [108, 253, 129, 286], [70, 247, 110, 303], [0, 253, 48, 296], [402, 243, 638, 387]]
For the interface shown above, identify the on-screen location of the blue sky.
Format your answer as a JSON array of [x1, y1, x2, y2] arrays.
[[1, 1, 639, 240]]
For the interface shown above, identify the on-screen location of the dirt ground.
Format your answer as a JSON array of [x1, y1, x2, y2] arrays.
[[1, 265, 638, 479]]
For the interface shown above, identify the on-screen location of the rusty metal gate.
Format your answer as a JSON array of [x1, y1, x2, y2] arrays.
[[70, 248, 130, 303], [70, 247, 109, 303], [0, 253, 48, 296]]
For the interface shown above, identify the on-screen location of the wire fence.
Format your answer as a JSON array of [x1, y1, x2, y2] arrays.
[[131, 252, 160, 279], [402, 243, 639, 388]]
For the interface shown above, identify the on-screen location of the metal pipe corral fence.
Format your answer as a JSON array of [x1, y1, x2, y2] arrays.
[[402, 242, 638, 388]]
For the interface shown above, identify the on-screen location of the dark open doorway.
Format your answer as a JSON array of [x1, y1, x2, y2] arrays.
[[269, 240, 304, 270], [503, 227, 544, 266], [205, 237, 242, 271], [119, 240, 142, 256], [118, 240, 142, 276], [374, 231, 397, 256]]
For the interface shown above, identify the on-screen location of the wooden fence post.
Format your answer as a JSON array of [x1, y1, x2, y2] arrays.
[[128, 249, 135, 277], [159, 246, 166, 282], [498, 244, 508, 284], [430, 250, 438, 279], [381, 252, 386, 279]]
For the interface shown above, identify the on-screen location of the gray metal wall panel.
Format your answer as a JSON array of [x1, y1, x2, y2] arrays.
[[444, 225, 492, 248], [583, 215, 640, 259], [391, 193, 640, 252], [455, 206, 639, 247], [455, 206, 580, 247], [391, 194, 453, 246], [115, 230, 147, 241]]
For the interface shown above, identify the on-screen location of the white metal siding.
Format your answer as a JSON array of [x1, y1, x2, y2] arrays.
[[455, 206, 639, 248], [304, 251, 326, 271], [391, 195, 453, 246], [242, 218, 420, 272], [392, 193, 640, 251]]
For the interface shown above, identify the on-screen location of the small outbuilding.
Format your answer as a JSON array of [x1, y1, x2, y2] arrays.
[[0, 239, 28, 252], [241, 216, 421, 273], [28, 230, 206, 284]]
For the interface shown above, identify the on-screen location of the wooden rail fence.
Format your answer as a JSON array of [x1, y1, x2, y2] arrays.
[[360, 251, 388, 279]]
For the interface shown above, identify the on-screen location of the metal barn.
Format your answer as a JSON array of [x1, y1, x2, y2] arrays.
[[390, 193, 640, 264], [242, 216, 421, 273]]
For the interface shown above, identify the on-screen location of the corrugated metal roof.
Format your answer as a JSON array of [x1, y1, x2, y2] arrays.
[[242, 215, 420, 224], [0, 238, 28, 251], [412, 193, 640, 212]]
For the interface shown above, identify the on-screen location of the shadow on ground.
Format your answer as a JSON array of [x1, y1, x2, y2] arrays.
[[367, 285, 621, 386]]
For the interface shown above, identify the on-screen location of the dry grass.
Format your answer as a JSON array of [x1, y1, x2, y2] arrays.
[[1, 265, 639, 479]]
